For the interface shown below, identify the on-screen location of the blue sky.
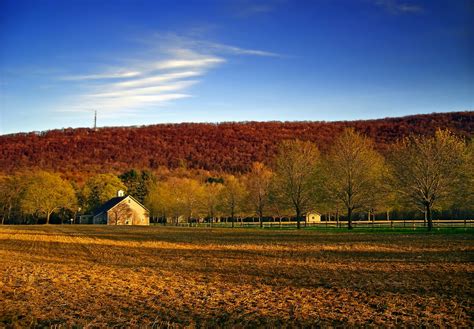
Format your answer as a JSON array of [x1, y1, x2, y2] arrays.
[[0, 0, 472, 134]]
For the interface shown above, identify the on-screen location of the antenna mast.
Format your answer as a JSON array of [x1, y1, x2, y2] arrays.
[[93, 110, 97, 130]]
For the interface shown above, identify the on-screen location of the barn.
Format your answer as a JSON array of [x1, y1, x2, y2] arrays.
[[88, 190, 150, 225]]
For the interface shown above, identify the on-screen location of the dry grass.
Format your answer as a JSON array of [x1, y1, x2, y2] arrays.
[[0, 226, 472, 327]]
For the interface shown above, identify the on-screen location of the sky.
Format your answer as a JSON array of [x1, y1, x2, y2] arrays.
[[0, 0, 473, 134]]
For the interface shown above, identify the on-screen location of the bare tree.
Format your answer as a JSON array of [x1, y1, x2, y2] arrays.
[[321, 129, 385, 229], [0, 174, 26, 225], [244, 162, 273, 228], [109, 202, 133, 225], [202, 181, 223, 225], [220, 175, 247, 228], [272, 140, 320, 229], [389, 130, 467, 230]]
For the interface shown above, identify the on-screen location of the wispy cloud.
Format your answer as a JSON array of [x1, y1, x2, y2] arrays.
[[60, 71, 141, 81], [230, 0, 285, 18], [154, 57, 225, 70], [57, 33, 279, 116], [193, 41, 280, 57], [372, 0, 424, 14]]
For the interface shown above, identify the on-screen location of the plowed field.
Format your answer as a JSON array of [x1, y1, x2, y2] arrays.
[[0, 226, 472, 327]]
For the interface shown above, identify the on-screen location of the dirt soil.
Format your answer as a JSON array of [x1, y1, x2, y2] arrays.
[[0, 225, 472, 327]]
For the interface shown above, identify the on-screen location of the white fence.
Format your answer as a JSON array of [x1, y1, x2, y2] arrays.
[[159, 219, 474, 229]]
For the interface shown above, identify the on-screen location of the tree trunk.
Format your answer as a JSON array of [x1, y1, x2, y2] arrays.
[[347, 208, 353, 230], [296, 210, 301, 230], [259, 215, 263, 228], [46, 211, 51, 225], [426, 204, 433, 231]]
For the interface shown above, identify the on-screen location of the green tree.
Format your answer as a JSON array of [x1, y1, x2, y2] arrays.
[[321, 129, 385, 229], [389, 130, 467, 230], [21, 171, 77, 224], [119, 169, 154, 203], [82, 174, 126, 213], [272, 140, 320, 229]]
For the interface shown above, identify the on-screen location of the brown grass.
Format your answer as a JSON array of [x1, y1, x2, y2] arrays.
[[0, 226, 472, 327]]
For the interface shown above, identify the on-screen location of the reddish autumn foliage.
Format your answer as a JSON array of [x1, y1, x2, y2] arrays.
[[0, 112, 472, 175]]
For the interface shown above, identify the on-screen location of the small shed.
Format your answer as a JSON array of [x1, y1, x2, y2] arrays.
[[306, 212, 321, 223]]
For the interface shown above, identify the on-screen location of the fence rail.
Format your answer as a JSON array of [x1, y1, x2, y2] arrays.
[[156, 219, 474, 229]]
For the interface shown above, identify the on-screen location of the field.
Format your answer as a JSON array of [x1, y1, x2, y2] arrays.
[[0, 226, 472, 327]]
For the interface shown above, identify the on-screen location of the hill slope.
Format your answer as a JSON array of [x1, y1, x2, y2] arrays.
[[1, 112, 472, 175]]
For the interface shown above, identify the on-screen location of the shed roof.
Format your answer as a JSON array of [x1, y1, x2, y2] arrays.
[[93, 196, 127, 217]]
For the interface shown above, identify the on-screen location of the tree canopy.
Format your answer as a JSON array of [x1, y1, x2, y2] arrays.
[[320, 129, 385, 229], [20, 171, 77, 224], [389, 130, 467, 230]]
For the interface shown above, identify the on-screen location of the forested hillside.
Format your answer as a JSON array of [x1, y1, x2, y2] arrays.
[[1, 112, 472, 175]]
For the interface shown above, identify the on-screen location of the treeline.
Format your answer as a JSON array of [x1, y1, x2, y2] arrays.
[[0, 112, 472, 177], [1, 129, 472, 230]]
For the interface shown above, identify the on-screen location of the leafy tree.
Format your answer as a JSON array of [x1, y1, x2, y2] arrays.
[[389, 130, 467, 230], [321, 129, 385, 229], [21, 171, 77, 224], [146, 180, 177, 223], [244, 162, 273, 228], [176, 178, 205, 224], [82, 174, 126, 213], [0, 174, 26, 224], [272, 140, 320, 229], [449, 139, 474, 217]]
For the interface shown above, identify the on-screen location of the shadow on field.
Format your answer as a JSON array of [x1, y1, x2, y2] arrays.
[[0, 237, 471, 297]]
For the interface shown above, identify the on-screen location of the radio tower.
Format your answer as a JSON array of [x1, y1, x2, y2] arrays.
[[93, 110, 97, 131]]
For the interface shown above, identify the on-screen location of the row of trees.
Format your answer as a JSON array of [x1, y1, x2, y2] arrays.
[[0, 129, 472, 230]]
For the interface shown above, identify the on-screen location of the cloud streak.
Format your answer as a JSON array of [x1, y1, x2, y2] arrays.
[[58, 34, 279, 116], [372, 0, 424, 14], [60, 71, 141, 81]]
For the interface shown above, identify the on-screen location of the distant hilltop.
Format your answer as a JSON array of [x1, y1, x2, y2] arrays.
[[0, 111, 472, 176]]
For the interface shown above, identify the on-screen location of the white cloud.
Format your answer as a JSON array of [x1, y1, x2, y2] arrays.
[[194, 41, 280, 57], [154, 57, 225, 70], [111, 71, 202, 89], [88, 80, 198, 98], [57, 33, 279, 116], [61, 70, 141, 81]]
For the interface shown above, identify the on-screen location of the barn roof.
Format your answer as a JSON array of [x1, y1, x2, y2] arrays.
[[93, 196, 127, 217], [93, 195, 149, 217]]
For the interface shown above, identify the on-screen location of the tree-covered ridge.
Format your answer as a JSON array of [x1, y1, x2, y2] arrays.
[[1, 129, 472, 229], [0, 112, 472, 175]]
